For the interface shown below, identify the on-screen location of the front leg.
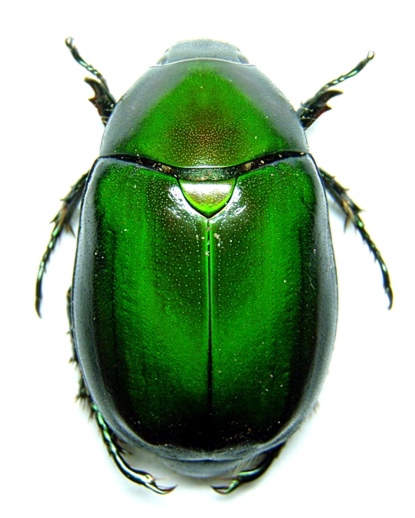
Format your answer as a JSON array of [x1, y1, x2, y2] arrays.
[[297, 52, 374, 129], [65, 38, 116, 125]]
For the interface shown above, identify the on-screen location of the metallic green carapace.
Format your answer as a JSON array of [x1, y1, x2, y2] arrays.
[[100, 49, 307, 166], [72, 40, 337, 478], [37, 38, 391, 494], [73, 155, 336, 458]]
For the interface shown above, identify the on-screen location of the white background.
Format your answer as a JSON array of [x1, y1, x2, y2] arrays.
[[1, 1, 413, 517]]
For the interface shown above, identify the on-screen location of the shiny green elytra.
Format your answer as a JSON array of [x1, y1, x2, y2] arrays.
[[36, 39, 392, 494]]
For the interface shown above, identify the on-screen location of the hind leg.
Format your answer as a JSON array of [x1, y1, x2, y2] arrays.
[[212, 444, 286, 494]]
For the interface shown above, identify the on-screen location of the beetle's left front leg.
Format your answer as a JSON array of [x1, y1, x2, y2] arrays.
[[319, 168, 393, 308]]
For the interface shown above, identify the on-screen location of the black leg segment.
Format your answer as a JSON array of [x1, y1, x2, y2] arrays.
[[92, 403, 176, 494], [35, 172, 88, 316], [319, 168, 393, 308], [65, 38, 116, 125], [297, 52, 374, 129], [212, 444, 285, 494]]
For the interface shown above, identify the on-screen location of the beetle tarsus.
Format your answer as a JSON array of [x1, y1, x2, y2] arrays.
[[35, 173, 89, 316], [92, 403, 175, 494], [212, 447, 283, 494], [319, 168, 393, 308], [112, 451, 176, 495], [65, 38, 116, 125], [298, 52, 374, 129]]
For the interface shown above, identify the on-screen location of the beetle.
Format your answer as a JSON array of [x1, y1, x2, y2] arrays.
[[36, 39, 392, 494]]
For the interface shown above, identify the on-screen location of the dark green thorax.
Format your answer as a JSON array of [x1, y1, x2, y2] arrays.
[[100, 43, 307, 167]]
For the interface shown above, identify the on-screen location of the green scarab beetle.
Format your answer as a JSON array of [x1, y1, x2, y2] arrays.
[[36, 39, 392, 494]]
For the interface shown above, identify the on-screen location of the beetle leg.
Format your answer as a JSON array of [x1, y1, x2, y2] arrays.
[[65, 38, 116, 125], [297, 52, 374, 129], [35, 172, 89, 316], [319, 168, 393, 308], [90, 403, 176, 494], [212, 445, 284, 494]]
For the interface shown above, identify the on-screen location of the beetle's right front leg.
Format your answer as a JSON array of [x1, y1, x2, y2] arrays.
[[65, 38, 116, 125], [297, 52, 374, 129]]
